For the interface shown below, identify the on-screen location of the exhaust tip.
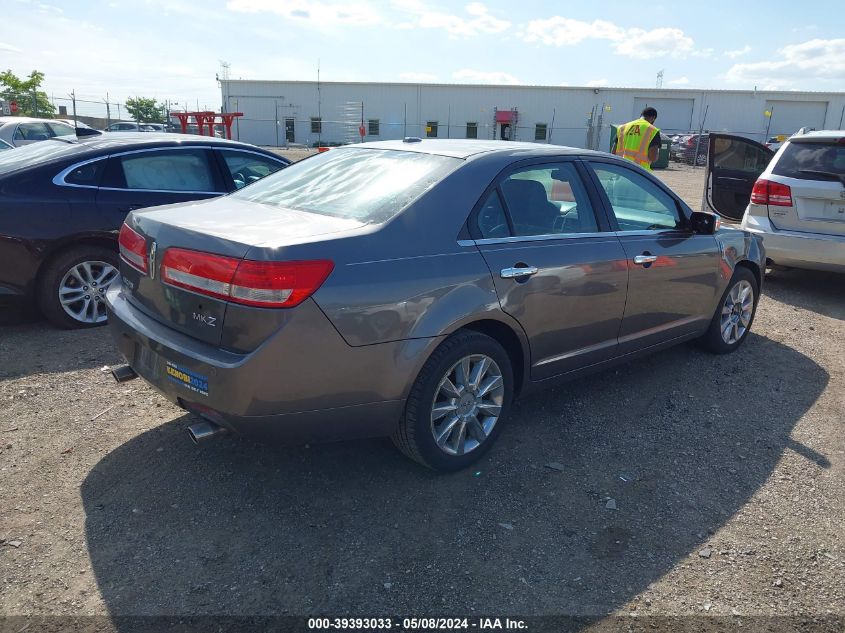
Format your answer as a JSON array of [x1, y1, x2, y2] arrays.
[[111, 365, 138, 383], [187, 420, 227, 444]]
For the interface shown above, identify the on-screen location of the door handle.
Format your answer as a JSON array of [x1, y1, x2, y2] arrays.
[[633, 255, 658, 265], [500, 266, 538, 279]]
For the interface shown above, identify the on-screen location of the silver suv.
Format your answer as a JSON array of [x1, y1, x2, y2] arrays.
[[706, 131, 845, 273]]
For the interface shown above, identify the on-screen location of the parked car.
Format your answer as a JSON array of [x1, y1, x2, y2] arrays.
[[681, 134, 709, 165], [0, 133, 290, 328], [764, 136, 785, 151], [105, 139, 764, 471], [707, 131, 845, 273], [106, 121, 156, 132], [0, 116, 76, 147], [669, 134, 690, 161]]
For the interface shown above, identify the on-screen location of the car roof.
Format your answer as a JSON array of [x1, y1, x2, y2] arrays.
[[353, 138, 604, 159], [789, 130, 845, 141], [72, 132, 258, 149], [0, 116, 70, 125]]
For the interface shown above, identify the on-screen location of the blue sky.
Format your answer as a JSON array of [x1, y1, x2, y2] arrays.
[[1, 0, 843, 110]]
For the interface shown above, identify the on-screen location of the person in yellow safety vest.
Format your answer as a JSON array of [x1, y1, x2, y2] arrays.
[[612, 107, 661, 171]]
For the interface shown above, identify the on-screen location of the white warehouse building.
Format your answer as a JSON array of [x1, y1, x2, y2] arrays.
[[219, 79, 845, 150]]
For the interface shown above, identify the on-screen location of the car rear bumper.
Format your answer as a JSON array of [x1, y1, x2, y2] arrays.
[[741, 214, 845, 273], [105, 283, 432, 443]]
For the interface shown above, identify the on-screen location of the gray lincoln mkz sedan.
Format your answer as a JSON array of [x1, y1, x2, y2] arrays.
[[106, 139, 764, 471]]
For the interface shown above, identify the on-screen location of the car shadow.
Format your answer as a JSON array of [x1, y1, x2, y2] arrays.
[[81, 333, 828, 621], [0, 321, 122, 379], [764, 268, 845, 321]]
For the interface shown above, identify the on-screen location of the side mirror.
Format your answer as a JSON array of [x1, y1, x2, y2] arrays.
[[690, 210, 720, 235]]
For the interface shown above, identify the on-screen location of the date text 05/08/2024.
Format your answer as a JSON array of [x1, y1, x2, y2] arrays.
[[307, 618, 527, 630]]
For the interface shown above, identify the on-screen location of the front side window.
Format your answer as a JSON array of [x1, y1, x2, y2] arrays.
[[114, 149, 214, 191], [310, 117, 322, 134], [426, 121, 438, 138], [219, 149, 285, 189], [590, 162, 683, 231], [232, 147, 459, 224], [485, 163, 598, 237]]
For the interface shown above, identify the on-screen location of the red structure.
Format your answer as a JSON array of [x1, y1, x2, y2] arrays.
[[170, 111, 244, 139]]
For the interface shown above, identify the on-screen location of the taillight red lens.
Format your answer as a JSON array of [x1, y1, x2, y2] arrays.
[[161, 248, 333, 308], [118, 223, 148, 274], [750, 178, 793, 207]]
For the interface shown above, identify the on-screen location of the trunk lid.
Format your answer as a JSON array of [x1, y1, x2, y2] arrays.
[[121, 196, 364, 348]]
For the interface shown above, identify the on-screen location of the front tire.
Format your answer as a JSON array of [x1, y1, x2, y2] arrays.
[[393, 331, 514, 472], [38, 246, 120, 329], [699, 267, 759, 354]]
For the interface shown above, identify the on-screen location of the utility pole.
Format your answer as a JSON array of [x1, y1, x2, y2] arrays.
[[32, 87, 37, 117], [548, 108, 555, 144], [317, 59, 321, 147], [403, 103, 407, 138], [105, 93, 111, 128], [275, 100, 280, 147], [70, 90, 77, 127]]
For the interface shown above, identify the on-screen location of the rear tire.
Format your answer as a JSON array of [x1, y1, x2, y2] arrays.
[[38, 246, 120, 329], [699, 267, 759, 354], [393, 331, 514, 472]]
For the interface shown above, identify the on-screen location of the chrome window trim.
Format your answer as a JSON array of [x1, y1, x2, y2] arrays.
[[469, 231, 612, 246], [613, 229, 690, 237], [216, 147, 288, 164], [53, 145, 227, 192]]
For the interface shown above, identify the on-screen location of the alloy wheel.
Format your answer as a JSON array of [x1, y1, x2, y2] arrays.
[[430, 354, 504, 456], [720, 279, 754, 345], [58, 260, 119, 324]]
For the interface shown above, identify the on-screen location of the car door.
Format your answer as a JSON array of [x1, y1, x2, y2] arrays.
[[706, 134, 774, 220], [584, 159, 721, 354], [96, 147, 226, 219], [470, 159, 628, 380], [213, 148, 288, 191]]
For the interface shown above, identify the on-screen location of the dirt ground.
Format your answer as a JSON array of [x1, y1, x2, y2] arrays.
[[0, 163, 843, 631]]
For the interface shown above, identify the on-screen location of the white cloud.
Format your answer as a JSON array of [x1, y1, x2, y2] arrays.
[[0, 42, 22, 52], [725, 38, 845, 86], [226, 0, 383, 28], [724, 45, 751, 59], [396, 1, 510, 38], [452, 69, 520, 84], [519, 16, 695, 59], [668, 76, 690, 85], [586, 79, 609, 87], [399, 72, 439, 82]]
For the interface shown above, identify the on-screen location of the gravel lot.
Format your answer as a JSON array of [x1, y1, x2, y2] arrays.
[[1, 160, 843, 631]]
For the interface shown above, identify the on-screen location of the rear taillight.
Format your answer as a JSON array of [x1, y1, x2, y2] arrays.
[[118, 223, 148, 274], [161, 248, 333, 308], [750, 178, 793, 207]]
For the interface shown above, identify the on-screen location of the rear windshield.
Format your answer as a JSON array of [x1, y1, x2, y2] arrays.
[[772, 140, 845, 181], [230, 147, 461, 223], [0, 140, 87, 176]]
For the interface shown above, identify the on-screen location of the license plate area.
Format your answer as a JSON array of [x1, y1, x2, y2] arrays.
[[134, 343, 160, 379], [824, 200, 845, 221]]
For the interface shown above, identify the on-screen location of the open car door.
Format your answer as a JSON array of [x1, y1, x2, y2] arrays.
[[706, 134, 774, 220]]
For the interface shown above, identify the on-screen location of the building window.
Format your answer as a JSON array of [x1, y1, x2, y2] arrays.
[[535, 123, 548, 141], [310, 117, 322, 134], [466, 122, 478, 139], [368, 119, 380, 136], [426, 121, 438, 138]]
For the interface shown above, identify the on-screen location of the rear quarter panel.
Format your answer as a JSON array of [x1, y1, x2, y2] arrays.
[[714, 226, 765, 298]]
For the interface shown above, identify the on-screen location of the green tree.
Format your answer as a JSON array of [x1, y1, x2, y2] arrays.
[[0, 69, 56, 117], [124, 96, 165, 123]]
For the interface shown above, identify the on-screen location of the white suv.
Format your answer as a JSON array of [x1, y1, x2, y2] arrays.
[[706, 131, 845, 274]]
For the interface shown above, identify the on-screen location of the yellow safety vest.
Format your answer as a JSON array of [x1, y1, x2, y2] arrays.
[[615, 118, 659, 170]]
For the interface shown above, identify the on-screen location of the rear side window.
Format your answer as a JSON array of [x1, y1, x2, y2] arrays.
[[231, 148, 459, 224], [110, 149, 215, 191], [63, 159, 106, 187], [14, 122, 51, 141], [772, 141, 845, 181], [218, 149, 285, 189], [496, 163, 598, 237]]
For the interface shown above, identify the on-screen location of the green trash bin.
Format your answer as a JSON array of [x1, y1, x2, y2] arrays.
[[652, 140, 671, 170], [609, 125, 618, 153]]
